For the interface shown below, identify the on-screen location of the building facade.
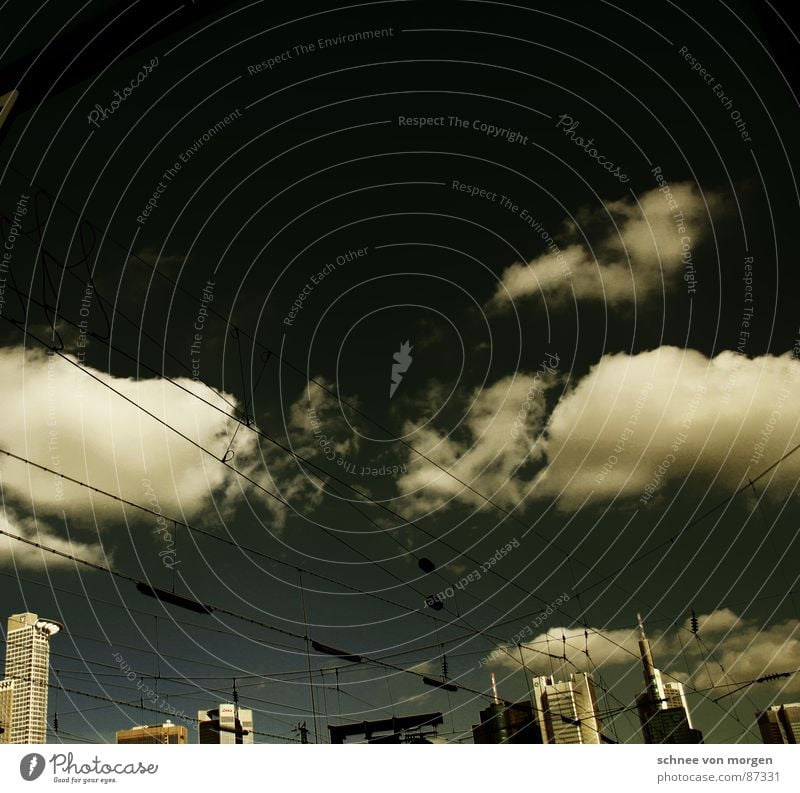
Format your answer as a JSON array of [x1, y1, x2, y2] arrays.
[[198, 704, 253, 744], [2, 613, 61, 744], [756, 704, 800, 744], [531, 672, 603, 744], [472, 701, 542, 744], [116, 720, 188, 744], [0, 679, 14, 743]]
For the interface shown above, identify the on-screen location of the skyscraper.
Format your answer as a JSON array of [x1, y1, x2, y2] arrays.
[[2, 613, 61, 744], [472, 701, 542, 744], [531, 672, 603, 743], [0, 679, 14, 743], [116, 720, 188, 744], [472, 673, 542, 744], [756, 704, 800, 744], [636, 614, 703, 744], [198, 704, 253, 744]]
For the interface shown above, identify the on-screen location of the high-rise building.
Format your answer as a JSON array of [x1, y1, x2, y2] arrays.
[[0, 679, 14, 743], [2, 613, 61, 744], [198, 704, 253, 744], [472, 701, 542, 744], [636, 614, 703, 744], [531, 672, 603, 744], [116, 720, 188, 744], [756, 704, 800, 744]]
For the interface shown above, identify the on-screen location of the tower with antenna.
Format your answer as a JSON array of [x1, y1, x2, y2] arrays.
[[472, 673, 541, 744], [635, 614, 703, 743]]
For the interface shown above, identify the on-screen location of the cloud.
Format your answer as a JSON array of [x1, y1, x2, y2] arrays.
[[669, 609, 800, 694], [486, 610, 800, 695], [491, 182, 716, 307], [533, 346, 800, 508], [0, 346, 268, 535], [0, 346, 345, 549], [394, 354, 560, 516], [0, 507, 106, 569], [391, 345, 800, 516]]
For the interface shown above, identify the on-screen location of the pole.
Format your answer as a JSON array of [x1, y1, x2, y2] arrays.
[[298, 570, 320, 743]]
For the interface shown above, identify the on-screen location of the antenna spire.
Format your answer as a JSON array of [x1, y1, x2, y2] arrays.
[[490, 672, 500, 705]]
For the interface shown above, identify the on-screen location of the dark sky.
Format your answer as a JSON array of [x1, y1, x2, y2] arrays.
[[1, 0, 799, 745]]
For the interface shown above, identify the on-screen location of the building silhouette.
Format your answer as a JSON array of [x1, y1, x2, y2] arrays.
[[1, 612, 61, 744], [531, 672, 603, 743], [198, 704, 253, 744], [472, 700, 542, 744], [116, 720, 188, 744], [329, 713, 443, 744], [756, 704, 800, 744], [636, 614, 703, 744]]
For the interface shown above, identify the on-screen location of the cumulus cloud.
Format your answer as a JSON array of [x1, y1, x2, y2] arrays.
[[533, 346, 800, 508], [0, 346, 348, 557], [491, 182, 717, 306], [392, 345, 800, 515], [0, 507, 106, 569], [0, 345, 251, 526], [395, 355, 560, 516], [486, 610, 800, 695]]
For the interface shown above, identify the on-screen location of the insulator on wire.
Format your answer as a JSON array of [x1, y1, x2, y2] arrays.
[[691, 610, 699, 635]]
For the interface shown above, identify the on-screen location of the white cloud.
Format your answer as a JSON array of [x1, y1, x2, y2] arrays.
[[0, 346, 249, 526], [533, 346, 800, 508], [391, 345, 800, 516], [0, 507, 106, 569], [491, 182, 716, 306], [395, 357, 560, 516], [486, 610, 800, 695]]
